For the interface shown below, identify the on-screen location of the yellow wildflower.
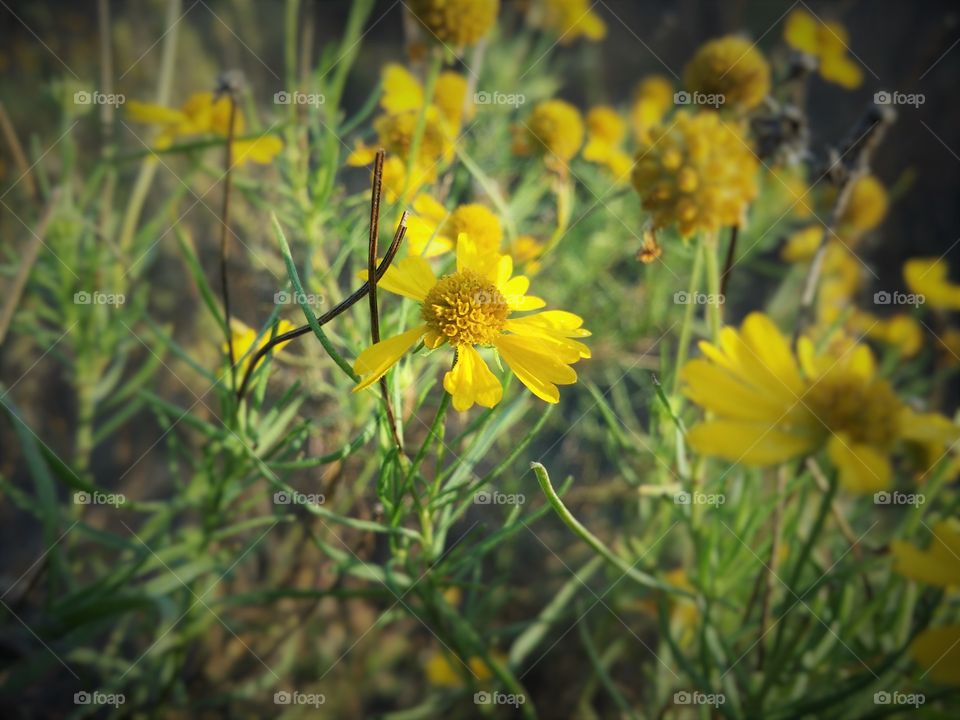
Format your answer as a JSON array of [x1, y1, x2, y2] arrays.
[[632, 111, 758, 237], [582, 106, 633, 180], [937, 329, 960, 363], [781, 225, 823, 263], [681, 313, 956, 492], [532, 0, 606, 43], [353, 235, 589, 410], [425, 649, 505, 687], [514, 99, 585, 171], [127, 91, 282, 164], [838, 174, 888, 237], [683, 35, 771, 110], [407, 0, 499, 47], [226, 318, 298, 374], [404, 195, 503, 257], [905, 258, 960, 311], [631, 75, 673, 143], [784, 8, 863, 89], [510, 235, 546, 274], [347, 64, 466, 200], [892, 521, 960, 685], [851, 311, 923, 358]]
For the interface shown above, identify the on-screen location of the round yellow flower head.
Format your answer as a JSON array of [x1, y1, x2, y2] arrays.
[[515, 99, 585, 166], [632, 111, 758, 236], [586, 106, 626, 146], [839, 174, 888, 236], [444, 204, 503, 255], [434, 71, 474, 125], [407, 0, 499, 47], [373, 107, 452, 167], [683, 35, 771, 110]]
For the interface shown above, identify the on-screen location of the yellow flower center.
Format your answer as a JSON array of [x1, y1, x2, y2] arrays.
[[804, 375, 901, 447], [422, 270, 509, 346]]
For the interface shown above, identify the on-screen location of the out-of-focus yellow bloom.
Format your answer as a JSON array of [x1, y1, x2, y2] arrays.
[[937, 328, 960, 363], [631, 75, 673, 144], [664, 568, 699, 647], [582, 106, 633, 181], [816, 242, 862, 327], [513, 99, 585, 172], [532, 0, 606, 43], [681, 313, 956, 492], [838, 174, 888, 237], [226, 319, 298, 373], [407, 0, 499, 47], [425, 649, 505, 687], [851, 311, 923, 358], [127, 91, 283, 165], [767, 167, 814, 219], [784, 9, 863, 89], [348, 64, 467, 201], [404, 194, 503, 257], [353, 235, 589, 410], [632, 111, 758, 237], [683, 35, 771, 110], [781, 225, 824, 263], [892, 521, 960, 685], [904, 258, 960, 311], [510, 235, 546, 274]]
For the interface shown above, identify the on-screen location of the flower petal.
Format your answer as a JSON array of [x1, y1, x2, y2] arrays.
[[443, 345, 503, 411], [686, 420, 816, 465], [826, 434, 891, 492], [495, 334, 578, 404], [352, 325, 426, 392], [910, 625, 960, 686], [365, 257, 437, 301]]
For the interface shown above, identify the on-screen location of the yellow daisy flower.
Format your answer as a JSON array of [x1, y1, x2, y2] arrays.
[[681, 313, 955, 492], [510, 234, 546, 274], [127, 91, 283, 164], [683, 35, 771, 110], [838, 174, 888, 237], [851, 311, 923, 358], [347, 64, 466, 201], [582, 106, 634, 181], [784, 8, 863, 89], [513, 99, 585, 172], [892, 521, 960, 685], [532, 0, 606, 43], [632, 111, 758, 237], [904, 258, 960, 311], [407, 0, 500, 47], [404, 195, 503, 257], [631, 75, 673, 144], [353, 235, 590, 411]]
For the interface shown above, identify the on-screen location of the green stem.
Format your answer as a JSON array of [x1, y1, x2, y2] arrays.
[[532, 462, 691, 596], [703, 232, 722, 341], [402, 50, 443, 198], [671, 241, 704, 396]]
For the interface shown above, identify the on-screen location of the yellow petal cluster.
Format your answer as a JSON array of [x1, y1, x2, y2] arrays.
[[683, 35, 771, 110], [407, 0, 499, 47]]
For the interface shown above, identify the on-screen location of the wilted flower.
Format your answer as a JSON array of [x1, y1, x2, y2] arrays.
[[683, 35, 771, 110], [784, 8, 863, 89], [681, 313, 956, 492], [353, 235, 589, 410], [407, 0, 500, 47], [632, 111, 758, 236]]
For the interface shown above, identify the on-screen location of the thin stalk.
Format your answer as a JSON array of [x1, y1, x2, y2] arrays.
[[719, 225, 738, 298], [703, 232, 722, 341], [402, 49, 442, 199], [671, 242, 704, 396], [219, 93, 239, 391]]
